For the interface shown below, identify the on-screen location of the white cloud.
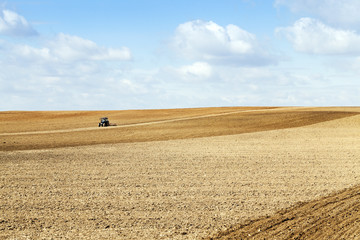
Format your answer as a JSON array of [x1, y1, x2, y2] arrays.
[[1, 49, 358, 110], [49, 33, 132, 61], [0, 58, 147, 110], [158, 62, 214, 83], [178, 62, 213, 80], [171, 20, 277, 66], [0, 9, 37, 36], [11, 33, 132, 63], [277, 18, 360, 54], [0, 30, 135, 110], [275, 0, 360, 26], [0, 9, 358, 110]]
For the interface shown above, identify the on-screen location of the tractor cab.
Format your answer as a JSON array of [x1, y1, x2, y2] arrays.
[[99, 117, 110, 127]]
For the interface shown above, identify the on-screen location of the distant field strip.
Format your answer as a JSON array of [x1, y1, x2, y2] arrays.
[[0, 107, 289, 136], [1, 107, 359, 151]]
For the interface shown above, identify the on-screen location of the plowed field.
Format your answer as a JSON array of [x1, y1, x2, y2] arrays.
[[1, 107, 360, 239]]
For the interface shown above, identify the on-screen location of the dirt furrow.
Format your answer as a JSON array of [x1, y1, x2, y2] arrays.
[[207, 186, 360, 240]]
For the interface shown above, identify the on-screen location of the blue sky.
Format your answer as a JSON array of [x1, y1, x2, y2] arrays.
[[0, 0, 359, 110]]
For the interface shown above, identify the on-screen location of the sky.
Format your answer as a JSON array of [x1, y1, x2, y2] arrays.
[[0, 0, 359, 110]]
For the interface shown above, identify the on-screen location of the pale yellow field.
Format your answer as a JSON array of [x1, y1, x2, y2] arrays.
[[1, 107, 360, 239]]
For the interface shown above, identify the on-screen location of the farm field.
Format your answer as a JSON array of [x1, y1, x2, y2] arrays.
[[1, 107, 360, 239]]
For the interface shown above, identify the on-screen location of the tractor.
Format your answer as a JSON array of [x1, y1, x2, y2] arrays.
[[99, 117, 110, 127]]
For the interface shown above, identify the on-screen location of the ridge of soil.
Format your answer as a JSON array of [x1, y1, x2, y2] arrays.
[[206, 185, 360, 240]]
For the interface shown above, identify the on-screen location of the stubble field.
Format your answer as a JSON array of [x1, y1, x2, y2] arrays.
[[1, 107, 360, 239]]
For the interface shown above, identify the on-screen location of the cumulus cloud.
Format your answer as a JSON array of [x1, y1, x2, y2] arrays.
[[0, 31, 134, 110], [178, 62, 213, 80], [171, 20, 277, 66], [277, 18, 360, 54], [158, 62, 214, 83], [11, 33, 132, 63], [275, 0, 360, 26], [48, 33, 132, 61], [0, 9, 37, 36]]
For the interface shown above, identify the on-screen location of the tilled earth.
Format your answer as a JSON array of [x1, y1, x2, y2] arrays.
[[0, 107, 360, 239], [207, 185, 360, 240]]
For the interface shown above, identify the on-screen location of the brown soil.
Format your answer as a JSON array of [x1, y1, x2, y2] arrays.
[[1, 107, 360, 239], [0, 107, 270, 133], [0, 107, 357, 151], [207, 185, 360, 240]]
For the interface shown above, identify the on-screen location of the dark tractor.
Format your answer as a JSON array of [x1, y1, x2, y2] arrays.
[[99, 117, 110, 127]]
